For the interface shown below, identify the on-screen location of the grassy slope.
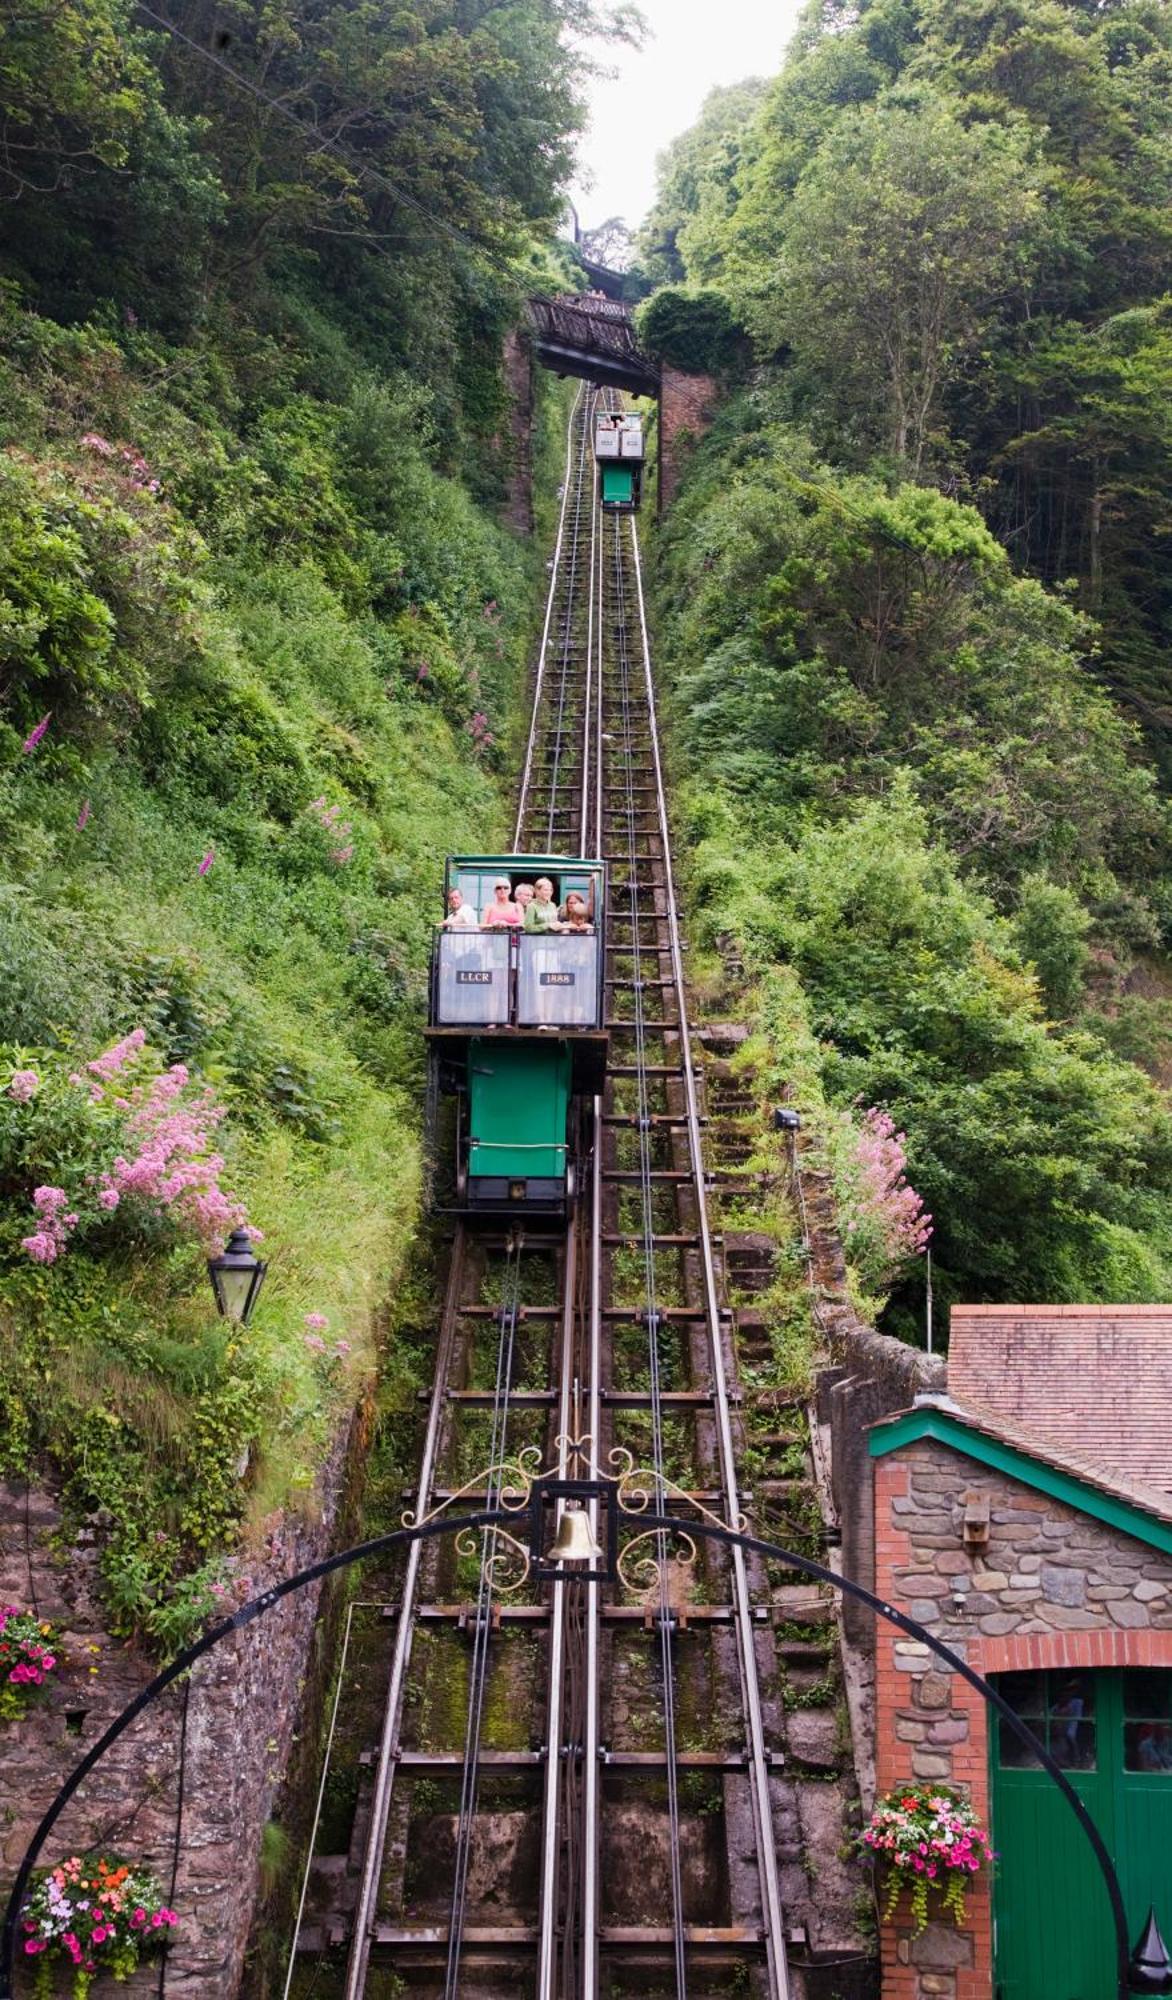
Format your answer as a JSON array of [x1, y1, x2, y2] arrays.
[[0, 299, 566, 1646]]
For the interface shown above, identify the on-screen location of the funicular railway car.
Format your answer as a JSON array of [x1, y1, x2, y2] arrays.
[[594, 407, 644, 513], [425, 854, 608, 1218]]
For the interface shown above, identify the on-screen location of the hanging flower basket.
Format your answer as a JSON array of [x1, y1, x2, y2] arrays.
[[0, 1607, 62, 1722], [21, 1855, 177, 1997], [854, 1783, 994, 1934]]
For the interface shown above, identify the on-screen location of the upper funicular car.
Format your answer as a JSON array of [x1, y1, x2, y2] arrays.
[[594, 408, 644, 513], [425, 854, 608, 1218]]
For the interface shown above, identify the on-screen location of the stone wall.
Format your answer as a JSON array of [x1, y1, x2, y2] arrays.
[[1, 1417, 361, 1997], [658, 365, 718, 510], [795, 1124, 945, 1648], [873, 1436, 1172, 2000]]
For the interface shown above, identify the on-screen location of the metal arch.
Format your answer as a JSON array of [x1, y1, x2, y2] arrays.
[[0, 1508, 1136, 2000]]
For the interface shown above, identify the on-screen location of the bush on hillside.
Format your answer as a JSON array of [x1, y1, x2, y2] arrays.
[[636, 286, 746, 377]]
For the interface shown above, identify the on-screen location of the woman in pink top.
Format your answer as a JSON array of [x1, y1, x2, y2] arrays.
[[482, 878, 521, 927]]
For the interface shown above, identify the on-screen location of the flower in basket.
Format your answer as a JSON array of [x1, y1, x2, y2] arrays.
[[853, 1782, 994, 1934], [0, 1607, 62, 1722], [22, 1854, 177, 1998]]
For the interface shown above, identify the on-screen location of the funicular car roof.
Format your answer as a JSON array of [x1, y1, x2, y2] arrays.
[[446, 852, 606, 872]]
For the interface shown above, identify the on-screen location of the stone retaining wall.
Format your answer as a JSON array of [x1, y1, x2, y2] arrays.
[[0, 1416, 361, 1996]]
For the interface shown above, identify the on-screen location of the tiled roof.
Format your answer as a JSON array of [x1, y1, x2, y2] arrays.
[[948, 1305, 1172, 1494]]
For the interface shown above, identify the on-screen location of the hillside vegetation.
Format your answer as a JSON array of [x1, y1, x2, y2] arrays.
[[639, 0, 1172, 1331], [0, 0, 607, 1642]]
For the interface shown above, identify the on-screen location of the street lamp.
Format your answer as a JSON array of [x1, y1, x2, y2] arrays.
[[206, 1226, 267, 1326]]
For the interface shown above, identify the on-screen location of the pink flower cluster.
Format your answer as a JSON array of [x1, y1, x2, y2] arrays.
[[861, 1792, 991, 1877], [87, 1026, 147, 1083], [22, 713, 51, 754], [8, 1069, 39, 1103], [303, 1314, 352, 1362], [19, 1032, 249, 1265], [0, 1606, 60, 1690], [849, 1107, 932, 1262], [307, 796, 353, 865], [80, 431, 162, 494], [23, 1853, 177, 1976], [97, 1062, 246, 1246], [465, 709, 495, 752], [856, 1782, 994, 1932], [22, 1187, 79, 1265]]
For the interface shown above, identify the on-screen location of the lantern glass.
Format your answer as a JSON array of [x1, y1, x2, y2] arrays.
[[208, 1229, 267, 1326]]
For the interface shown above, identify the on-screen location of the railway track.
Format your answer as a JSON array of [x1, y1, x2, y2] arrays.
[[287, 390, 805, 2000]]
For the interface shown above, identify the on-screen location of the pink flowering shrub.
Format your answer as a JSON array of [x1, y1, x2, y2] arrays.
[[831, 1105, 932, 1298], [854, 1783, 994, 1932], [2, 1032, 247, 1267], [22, 1186, 79, 1265], [0, 1606, 62, 1722], [8, 1068, 39, 1103], [306, 796, 355, 866], [22, 1853, 177, 1996]]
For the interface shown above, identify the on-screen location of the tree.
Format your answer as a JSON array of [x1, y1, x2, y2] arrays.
[[772, 93, 1045, 471], [579, 216, 635, 271], [635, 78, 767, 285]]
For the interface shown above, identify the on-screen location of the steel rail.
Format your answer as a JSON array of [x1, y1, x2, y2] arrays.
[[579, 428, 608, 2000], [607, 511, 689, 2000], [628, 520, 793, 2000], [514, 382, 585, 848], [542, 414, 592, 850], [537, 392, 605, 2000], [443, 1233, 526, 1995], [536, 1216, 582, 1997], [342, 1227, 470, 2000]]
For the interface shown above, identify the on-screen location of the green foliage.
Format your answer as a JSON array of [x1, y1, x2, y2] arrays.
[[647, 0, 1172, 1326], [636, 287, 745, 378], [0, 0, 603, 1637], [634, 79, 769, 285], [664, 0, 1172, 758]]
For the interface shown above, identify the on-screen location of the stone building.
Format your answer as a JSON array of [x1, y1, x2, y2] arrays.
[[864, 1306, 1172, 2000]]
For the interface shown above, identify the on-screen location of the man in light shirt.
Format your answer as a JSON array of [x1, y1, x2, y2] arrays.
[[441, 887, 479, 930]]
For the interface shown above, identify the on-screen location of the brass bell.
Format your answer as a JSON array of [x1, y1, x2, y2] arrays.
[[547, 1505, 603, 1565]]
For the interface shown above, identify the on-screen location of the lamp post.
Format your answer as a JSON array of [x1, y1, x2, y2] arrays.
[[206, 1226, 267, 1326], [2, 1464, 1166, 2000]]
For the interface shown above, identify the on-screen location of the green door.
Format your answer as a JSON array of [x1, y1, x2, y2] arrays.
[[467, 1039, 570, 1182], [601, 464, 633, 506], [991, 1668, 1172, 2000]]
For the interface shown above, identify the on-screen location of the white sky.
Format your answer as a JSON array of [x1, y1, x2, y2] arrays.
[[568, 0, 804, 236]]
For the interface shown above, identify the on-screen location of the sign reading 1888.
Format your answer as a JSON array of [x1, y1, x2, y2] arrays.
[[540, 971, 575, 987]]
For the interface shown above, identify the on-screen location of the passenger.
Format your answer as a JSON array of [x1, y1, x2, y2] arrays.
[[559, 880, 596, 925], [482, 878, 522, 928], [523, 876, 567, 932], [562, 891, 593, 933], [514, 882, 536, 917], [441, 888, 479, 931]]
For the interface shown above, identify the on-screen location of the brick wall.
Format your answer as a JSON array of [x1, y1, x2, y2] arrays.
[[658, 366, 718, 509], [873, 1441, 1172, 2000]]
